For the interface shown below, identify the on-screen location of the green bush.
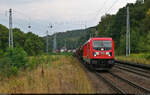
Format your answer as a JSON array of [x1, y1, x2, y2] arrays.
[[0, 49, 4, 58], [4, 47, 28, 69], [145, 54, 150, 59], [7, 66, 18, 77], [0, 57, 18, 77], [0, 47, 28, 77]]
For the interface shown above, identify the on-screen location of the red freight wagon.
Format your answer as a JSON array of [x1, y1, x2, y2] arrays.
[[82, 37, 115, 70]]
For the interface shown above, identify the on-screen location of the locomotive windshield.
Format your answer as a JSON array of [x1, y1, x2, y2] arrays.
[[93, 40, 112, 50]]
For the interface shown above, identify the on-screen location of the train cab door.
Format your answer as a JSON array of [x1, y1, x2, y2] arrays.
[[87, 43, 90, 59]]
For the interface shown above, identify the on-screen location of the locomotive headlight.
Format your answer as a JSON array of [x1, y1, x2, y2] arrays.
[[93, 52, 96, 56], [106, 52, 111, 56], [96, 52, 99, 55], [93, 52, 99, 56], [106, 52, 110, 55]]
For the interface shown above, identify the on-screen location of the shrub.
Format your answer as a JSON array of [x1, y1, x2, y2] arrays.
[[4, 47, 28, 69], [0, 47, 28, 77], [27, 57, 38, 70], [0, 49, 3, 57], [146, 54, 150, 59]]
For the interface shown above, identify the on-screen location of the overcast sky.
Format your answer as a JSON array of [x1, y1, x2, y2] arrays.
[[0, 0, 136, 36]]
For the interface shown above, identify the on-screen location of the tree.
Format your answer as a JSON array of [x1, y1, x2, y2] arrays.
[[146, 31, 150, 52]]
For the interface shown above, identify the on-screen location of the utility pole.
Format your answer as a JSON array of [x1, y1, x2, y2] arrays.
[[90, 34, 92, 38], [64, 40, 67, 51], [137, 0, 144, 3], [53, 32, 57, 53], [46, 30, 49, 53], [126, 6, 130, 56], [95, 28, 98, 37], [9, 8, 13, 48]]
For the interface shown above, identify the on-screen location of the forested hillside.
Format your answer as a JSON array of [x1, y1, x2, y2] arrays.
[[47, 28, 93, 50], [0, 24, 45, 56]]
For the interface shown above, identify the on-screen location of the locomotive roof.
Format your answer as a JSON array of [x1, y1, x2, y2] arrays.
[[87, 37, 112, 43], [90, 37, 112, 40], [81, 37, 113, 48]]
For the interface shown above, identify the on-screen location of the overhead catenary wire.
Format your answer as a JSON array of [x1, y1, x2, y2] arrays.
[[93, 0, 109, 21], [12, 9, 47, 35], [105, 0, 120, 14], [91, 0, 120, 26]]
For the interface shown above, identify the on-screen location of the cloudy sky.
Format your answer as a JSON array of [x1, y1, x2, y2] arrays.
[[0, 0, 136, 36]]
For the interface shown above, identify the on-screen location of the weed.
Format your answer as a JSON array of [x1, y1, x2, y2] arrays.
[[116, 53, 150, 65], [0, 54, 94, 93]]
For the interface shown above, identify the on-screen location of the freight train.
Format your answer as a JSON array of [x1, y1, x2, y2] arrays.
[[75, 37, 115, 70]]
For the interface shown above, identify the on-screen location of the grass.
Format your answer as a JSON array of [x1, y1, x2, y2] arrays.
[[116, 53, 150, 65], [48, 52, 73, 56], [0, 54, 94, 94]]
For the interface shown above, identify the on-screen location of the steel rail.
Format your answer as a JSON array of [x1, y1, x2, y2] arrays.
[[115, 60, 150, 70], [116, 64, 150, 74], [95, 72, 125, 94], [109, 72, 150, 94], [115, 65, 150, 79]]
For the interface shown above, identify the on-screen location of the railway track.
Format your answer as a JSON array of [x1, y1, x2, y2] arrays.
[[115, 60, 150, 70], [95, 72, 125, 94], [116, 63, 150, 74], [77, 58, 150, 94], [115, 63, 150, 79], [96, 71, 150, 94]]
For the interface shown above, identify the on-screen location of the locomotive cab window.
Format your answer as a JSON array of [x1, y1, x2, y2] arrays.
[[93, 40, 112, 51]]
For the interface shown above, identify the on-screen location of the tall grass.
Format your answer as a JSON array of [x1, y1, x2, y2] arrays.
[[116, 53, 150, 65], [0, 54, 94, 93]]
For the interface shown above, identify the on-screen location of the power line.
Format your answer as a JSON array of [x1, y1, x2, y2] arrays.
[[94, 0, 109, 20], [91, 0, 120, 27], [14, 10, 49, 36], [105, 0, 119, 14], [13, 10, 31, 22]]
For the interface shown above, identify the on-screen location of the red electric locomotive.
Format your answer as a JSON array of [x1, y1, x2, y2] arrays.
[[81, 37, 115, 70]]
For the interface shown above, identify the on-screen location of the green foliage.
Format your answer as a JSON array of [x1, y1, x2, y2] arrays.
[[27, 57, 39, 70], [0, 25, 45, 56], [24, 32, 44, 56], [0, 49, 3, 57], [46, 29, 88, 50], [49, 52, 73, 56], [0, 47, 28, 77], [146, 31, 150, 51], [4, 47, 28, 69]]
